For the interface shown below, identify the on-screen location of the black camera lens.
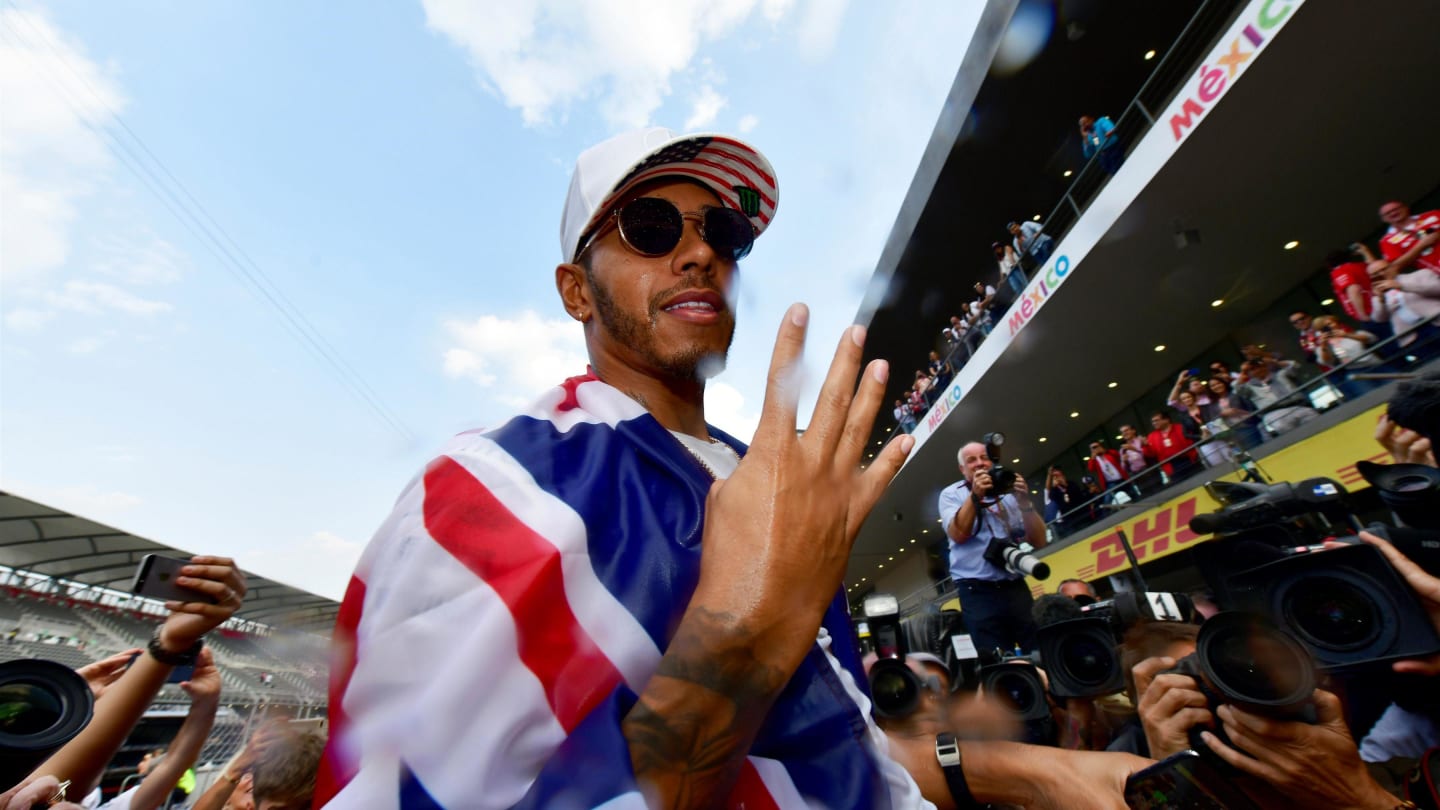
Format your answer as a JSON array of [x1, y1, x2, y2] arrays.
[[1058, 635, 1116, 687], [0, 680, 64, 735], [991, 669, 1039, 713], [868, 659, 920, 719], [1285, 575, 1381, 652], [1197, 613, 1315, 710], [0, 659, 95, 790]]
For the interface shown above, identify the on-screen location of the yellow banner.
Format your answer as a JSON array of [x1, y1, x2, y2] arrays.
[[1030, 405, 1391, 594]]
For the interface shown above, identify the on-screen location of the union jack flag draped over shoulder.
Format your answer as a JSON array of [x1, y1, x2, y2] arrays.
[[315, 373, 930, 809]]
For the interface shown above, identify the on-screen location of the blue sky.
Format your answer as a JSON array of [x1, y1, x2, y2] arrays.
[[0, 1, 982, 600]]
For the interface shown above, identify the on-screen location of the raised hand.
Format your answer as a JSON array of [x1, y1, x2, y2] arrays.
[[690, 304, 913, 673], [75, 648, 143, 700], [159, 555, 247, 651], [180, 647, 222, 704]]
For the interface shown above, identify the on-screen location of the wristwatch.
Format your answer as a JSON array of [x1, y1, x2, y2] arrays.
[[148, 627, 203, 666], [935, 732, 985, 809]]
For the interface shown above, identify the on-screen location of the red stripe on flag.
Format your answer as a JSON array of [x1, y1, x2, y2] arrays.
[[422, 456, 622, 732], [690, 156, 778, 209], [728, 760, 782, 810], [621, 166, 774, 224], [557, 371, 598, 413], [708, 138, 777, 187], [315, 574, 367, 805]]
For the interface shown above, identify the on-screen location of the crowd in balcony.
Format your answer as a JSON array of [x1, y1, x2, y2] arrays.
[[889, 190, 1440, 541]]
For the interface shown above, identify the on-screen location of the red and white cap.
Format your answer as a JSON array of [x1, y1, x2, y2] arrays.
[[560, 127, 779, 262]]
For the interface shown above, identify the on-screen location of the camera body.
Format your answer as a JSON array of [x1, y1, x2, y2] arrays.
[[862, 593, 927, 720], [1037, 591, 1195, 699]]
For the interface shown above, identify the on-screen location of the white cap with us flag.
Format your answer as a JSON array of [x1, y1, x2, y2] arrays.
[[559, 127, 779, 263]]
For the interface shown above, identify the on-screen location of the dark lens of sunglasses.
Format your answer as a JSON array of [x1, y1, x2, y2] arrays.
[[618, 197, 684, 256], [704, 207, 755, 260]]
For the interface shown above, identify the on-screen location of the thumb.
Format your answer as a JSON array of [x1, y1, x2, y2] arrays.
[[1313, 689, 1345, 727]]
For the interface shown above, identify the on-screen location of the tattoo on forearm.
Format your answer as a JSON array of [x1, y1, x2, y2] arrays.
[[623, 607, 788, 809]]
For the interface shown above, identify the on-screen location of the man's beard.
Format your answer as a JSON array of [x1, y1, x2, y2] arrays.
[[589, 273, 734, 382]]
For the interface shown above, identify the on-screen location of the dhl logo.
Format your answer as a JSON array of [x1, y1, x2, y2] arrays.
[[1079, 496, 1207, 579], [1336, 452, 1389, 486]]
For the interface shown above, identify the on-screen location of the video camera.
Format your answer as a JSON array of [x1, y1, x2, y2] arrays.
[[0, 658, 95, 788], [1190, 475, 1440, 674]]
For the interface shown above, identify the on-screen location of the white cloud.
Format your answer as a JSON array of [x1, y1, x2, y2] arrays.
[[4, 308, 55, 331], [421, 0, 765, 129], [93, 233, 186, 285], [795, 0, 849, 60], [46, 280, 173, 316], [243, 530, 365, 601], [684, 85, 728, 130], [737, 113, 759, 133], [0, 6, 123, 282], [441, 310, 588, 407], [705, 380, 760, 443], [67, 335, 106, 354]]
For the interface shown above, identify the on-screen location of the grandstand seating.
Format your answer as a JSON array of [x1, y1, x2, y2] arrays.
[[0, 585, 330, 705]]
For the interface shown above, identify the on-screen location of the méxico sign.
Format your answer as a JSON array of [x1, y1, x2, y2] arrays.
[[1168, 0, 1301, 142]]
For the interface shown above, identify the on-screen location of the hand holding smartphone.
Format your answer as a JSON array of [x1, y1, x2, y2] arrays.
[[130, 554, 218, 605]]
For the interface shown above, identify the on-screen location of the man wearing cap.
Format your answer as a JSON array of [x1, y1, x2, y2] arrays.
[[317, 128, 1144, 810]]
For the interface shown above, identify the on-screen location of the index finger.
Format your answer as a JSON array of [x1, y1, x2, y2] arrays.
[[1361, 531, 1440, 602], [754, 303, 810, 443]]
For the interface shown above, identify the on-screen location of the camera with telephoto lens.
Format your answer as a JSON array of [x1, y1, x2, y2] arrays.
[[1162, 612, 1318, 761], [1358, 461, 1440, 531], [1037, 592, 1196, 699], [982, 538, 1050, 581], [980, 432, 1018, 497], [977, 653, 1055, 744], [0, 658, 95, 789], [862, 593, 933, 720], [1190, 476, 1440, 673]]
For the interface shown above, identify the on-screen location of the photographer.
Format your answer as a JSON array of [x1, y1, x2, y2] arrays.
[[938, 441, 1047, 655]]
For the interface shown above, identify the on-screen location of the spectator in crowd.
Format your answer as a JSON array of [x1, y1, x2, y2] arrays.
[[1166, 369, 1212, 410], [1206, 376, 1263, 449], [1078, 114, 1122, 175], [1085, 440, 1129, 496], [969, 283, 996, 336], [1374, 267, 1440, 361], [1046, 467, 1089, 537], [1057, 578, 1098, 605], [194, 720, 325, 810], [1378, 199, 1440, 274], [96, 649, 220, 810], [913, 368, 935, 408], [928, 350, 953, 393], [893, 399, 917, 434], [907, 378, 928, 419], [939, 441, 1047, 656], [1288, 310, 1332, 368], [316, 128, 1142, 809], [1146, 410, 1199, 483], [1117, 423, 1159, 495], [1327, 245, 1390, 338], [994, 241, 1026, 298], [1311, 314, 1385, 397], [6, 557, 245, 803], [1008, 219, 1054, 268], [1237, 357, 1320, 435], [1208, 360, 1240, 385]]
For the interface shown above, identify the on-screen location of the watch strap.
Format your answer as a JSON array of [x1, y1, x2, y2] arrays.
[[148, 627, 202, 666], [935, 732, 984, 809]]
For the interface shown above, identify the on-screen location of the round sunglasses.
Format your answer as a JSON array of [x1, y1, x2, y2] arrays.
[[577, 196, 756, 262]]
